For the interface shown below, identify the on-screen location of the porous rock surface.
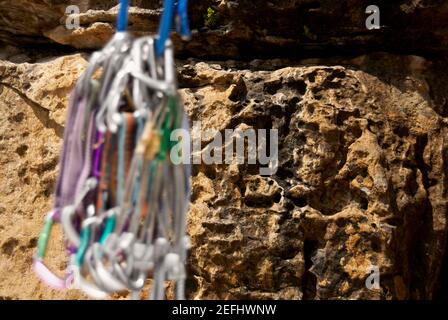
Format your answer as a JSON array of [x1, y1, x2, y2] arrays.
[[0, 51, 447, 299], [180, 55, 448, 299]]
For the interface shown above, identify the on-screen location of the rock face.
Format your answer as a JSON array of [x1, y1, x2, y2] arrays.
[[0, 51, 447, 299], [179, 55, 448, 299], [0, 1, 447, 57], [0, 0, 447, 301]]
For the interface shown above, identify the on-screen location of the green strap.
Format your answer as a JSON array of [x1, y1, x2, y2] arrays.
[[37, 218, 53, 259], [157, 96, 179, 161]]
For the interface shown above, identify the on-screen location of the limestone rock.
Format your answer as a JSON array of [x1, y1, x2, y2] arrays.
[[179, 54, 448, 299], [0, 51, 447, 299]]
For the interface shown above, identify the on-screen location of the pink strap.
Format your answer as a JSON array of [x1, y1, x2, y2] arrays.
[[33, 260, 68, 290]]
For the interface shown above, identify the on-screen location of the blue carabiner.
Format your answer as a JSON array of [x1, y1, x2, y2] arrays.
[[155, 0, 191, 57], [117, 0, 130, 32]]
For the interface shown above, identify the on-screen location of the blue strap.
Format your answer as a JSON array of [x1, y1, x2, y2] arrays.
[[100, 214, 116, 245], [156, 0, 175, 57], [155, 0, 191, 57], [76, 227, 91, 266], [117, 0, 130, 32], [176, 0, 191, 39]]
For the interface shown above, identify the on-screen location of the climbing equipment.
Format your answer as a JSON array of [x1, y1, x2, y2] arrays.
[[34, 0, 191, 300]]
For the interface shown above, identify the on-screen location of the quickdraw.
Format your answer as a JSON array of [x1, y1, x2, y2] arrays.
[[34, 0, 191, 300]]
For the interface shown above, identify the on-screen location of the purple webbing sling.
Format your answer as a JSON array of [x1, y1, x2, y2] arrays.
[[53, 95, 88, 211]]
